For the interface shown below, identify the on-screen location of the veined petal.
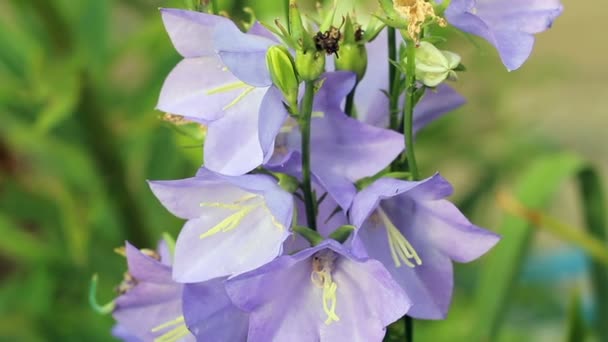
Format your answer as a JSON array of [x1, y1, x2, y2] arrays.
[[160, 8, 231, 58], [182, 278, 249, 341], [173, 206, 289, 283], [204, 87, 268, 176], [125, 242, 172, 284], [156, 56, 242, 122], [411, 199, 500, 263], [310, 110, 404, 209], [258, 87, 290, 163], [213, 21, 276, 87], [446, 0, 563, 70], [413, 84, 466, 134], [148, 177, 253, 220]]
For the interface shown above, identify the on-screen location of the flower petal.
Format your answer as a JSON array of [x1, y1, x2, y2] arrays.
[[160, 8, 230, 58], [156, 56, 242, 122], [182, 278, 249, 341], [204, 87, 268, 176], [172, 205, 288, 283], [213, 21, 276, 87]]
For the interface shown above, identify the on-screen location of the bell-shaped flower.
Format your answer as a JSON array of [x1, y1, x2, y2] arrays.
[[350, 174, 500, 319], [226, 240, 411, 341], [148, 168, 293, 283], [182, 278, 249, 341], [112, 242, 195, 342], [158, 9, 282, 175], [261, 72, 404, 210], [444, 0, 563, 71]]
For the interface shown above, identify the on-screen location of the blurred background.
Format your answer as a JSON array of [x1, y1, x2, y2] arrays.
[[0, 0, 605, 341]]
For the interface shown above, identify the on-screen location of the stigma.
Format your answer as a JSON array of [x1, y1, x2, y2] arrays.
[[311, 250, 340, 325]]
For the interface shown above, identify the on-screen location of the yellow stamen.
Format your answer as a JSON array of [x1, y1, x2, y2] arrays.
[[199, 203, 260, 239], [204, 81, 257, 112], [151, 316, 189, 342], [377, 208, 422, 268], [205, 81, 249, 95], [198, 194, 284, 239], [311, 251, 340, 325], [222, 86, 256, 111]]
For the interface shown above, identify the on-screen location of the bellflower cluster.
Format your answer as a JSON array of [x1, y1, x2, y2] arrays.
[[100, 0, 562, 340]]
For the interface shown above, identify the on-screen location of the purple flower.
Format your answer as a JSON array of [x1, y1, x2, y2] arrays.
[[350, 174, 500, 319], [226, 240, 411, 341], [148, 168, 293, 283], [112, 242, 195, 342], [182, 278, 249, 341], [263, 72, 405, 210], [445, 0, 563, 71], [158, 8, 281, 175]]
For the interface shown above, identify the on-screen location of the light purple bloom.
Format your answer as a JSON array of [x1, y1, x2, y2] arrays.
[[182, 278, 249, 341], [445, 0, 563, 70], [148, 168, 293, 283], [158, 8, 281, 175], [263, 72, 405, 210], [226, 240, 411, 341], [112, 242, 195, 342], [350, 174, 500, 319]]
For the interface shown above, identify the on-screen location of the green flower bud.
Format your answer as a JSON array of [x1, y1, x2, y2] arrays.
[[410, 41, 461, 87], [296, 49, 326, 82], [266, 46, 299, 108], [335, 44, 368, 81]]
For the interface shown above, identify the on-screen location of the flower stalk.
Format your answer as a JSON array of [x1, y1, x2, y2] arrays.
[[300, 81, 318, 230], [400, 39, 419, 180]]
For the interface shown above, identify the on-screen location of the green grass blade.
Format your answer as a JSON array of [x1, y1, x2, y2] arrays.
[[472, 152, 586, 341], [578, 168, 608, 342]]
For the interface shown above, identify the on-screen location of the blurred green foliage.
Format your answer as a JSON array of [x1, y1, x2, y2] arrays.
[[0, 0, 605, 341]]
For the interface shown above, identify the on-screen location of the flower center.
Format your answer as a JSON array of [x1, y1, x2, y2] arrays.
[[310, 250, 340, 325], [150, 315, 189, 342], [199, 194, 284, 239], [376, 207, 422, 268]]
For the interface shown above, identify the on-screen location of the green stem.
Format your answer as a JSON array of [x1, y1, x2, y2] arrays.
[[388, 27, 400, 131], [400, 40, 419, 180], [299, 81, 317, 230], [405, 315, 413, 342], [344, 84, 357, 118]]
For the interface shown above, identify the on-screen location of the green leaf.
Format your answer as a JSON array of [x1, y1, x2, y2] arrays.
[[472, 152, 586, 341]]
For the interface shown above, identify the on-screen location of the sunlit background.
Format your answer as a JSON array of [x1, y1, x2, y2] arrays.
[[0, 0, 605, 341]]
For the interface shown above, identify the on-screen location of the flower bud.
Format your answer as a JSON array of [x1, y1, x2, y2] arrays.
[[266, 46, 299, 108], [335, 44, 368, 81], [296, 50, 326, 82], [410, 41, 461, 87]]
